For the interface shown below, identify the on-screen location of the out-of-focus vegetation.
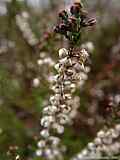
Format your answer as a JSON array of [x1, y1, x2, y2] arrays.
[[0, 0, 120, 159]]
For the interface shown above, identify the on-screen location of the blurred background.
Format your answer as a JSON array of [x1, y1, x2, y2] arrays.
[[0, 0, 120, 159]]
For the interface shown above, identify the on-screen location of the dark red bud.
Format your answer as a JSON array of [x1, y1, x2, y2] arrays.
[[70, 5, 80, 15], [54, 25, 60, 33], [59, 10, 68, 19], [59, 23, 67, 32], [87, 18, 96, 26]]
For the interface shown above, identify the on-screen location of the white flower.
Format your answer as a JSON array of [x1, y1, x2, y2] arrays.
[[59, 48, 68, 59], [82, 42, 94, 52], [37, 59, 43, 65], [86, 42, 94, 52], [54, 63, 60, 70], [59, 57, 68, 65], [41, 116, 55, 127], [49, 136, 60, 147], [56, 125, 64, 134], [44, 149, 53, 158], [81, 149, 88, 156], [58, 113, 70, 125], [40, 129, 49, 138], [88, 142, 95, 150], [32, 78, 40, 87], [37, 140, 46, 148], [80, 49, 89, 61], [94, 138, 102, 145], [64, 80, 71, 85], [97, 130, 105, 138], [36, 149, 43, 156], [42, 105, 58, 115], [114, 94, 120, 104]]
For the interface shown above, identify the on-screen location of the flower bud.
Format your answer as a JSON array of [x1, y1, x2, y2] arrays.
[[87, 18, 96, 26], [70, 4, 81, 15], [59, 10, 68, 20], [59, 23, 67, 34], [54, 25, 60, 33]]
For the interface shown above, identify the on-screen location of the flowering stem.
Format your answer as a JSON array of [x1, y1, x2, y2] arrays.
[[36, 1, 96, 160]]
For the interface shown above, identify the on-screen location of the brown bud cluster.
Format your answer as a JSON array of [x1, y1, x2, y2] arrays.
[[54, 2, 96, 44]]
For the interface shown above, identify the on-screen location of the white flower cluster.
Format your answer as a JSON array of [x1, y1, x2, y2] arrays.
[[36, 48, 89, 159], [72, 124, 120, 160], [16, 11, 38, 46], [32, 52, 55, 88]]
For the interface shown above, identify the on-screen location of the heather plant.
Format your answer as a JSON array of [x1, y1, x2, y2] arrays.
[[0, 0, 120, 160], [72, 123, 120, 160], [36, 1, 96, 160], [35, 1, 120, 160]]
